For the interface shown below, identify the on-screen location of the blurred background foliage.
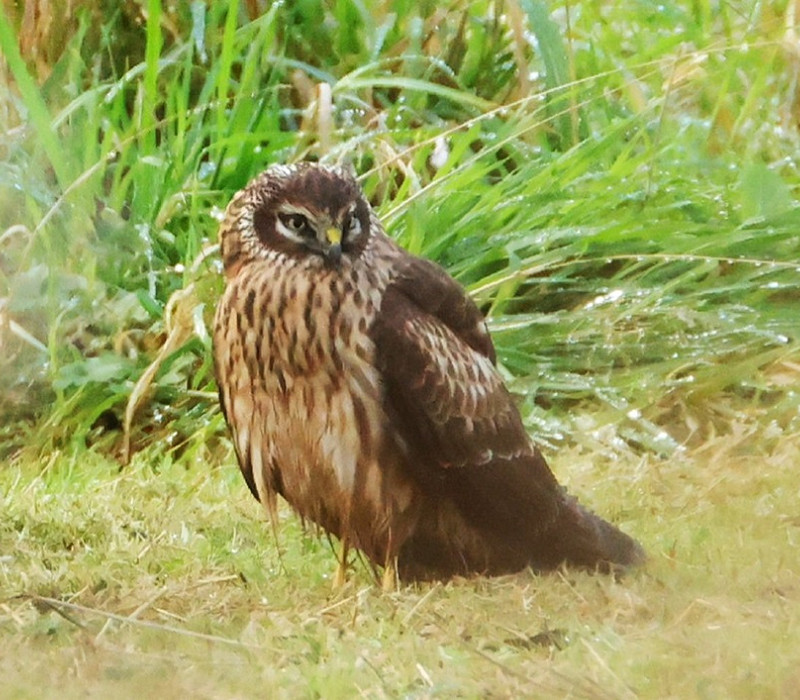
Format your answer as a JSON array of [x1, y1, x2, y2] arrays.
[[1, 0, 799, 465]]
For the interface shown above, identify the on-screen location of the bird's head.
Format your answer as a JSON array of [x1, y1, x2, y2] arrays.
[[219, 163, 373, 277]]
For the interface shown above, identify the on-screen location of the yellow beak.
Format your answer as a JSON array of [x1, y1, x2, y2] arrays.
[[325, 227, 342, 246], [325, 227, 343, 266]]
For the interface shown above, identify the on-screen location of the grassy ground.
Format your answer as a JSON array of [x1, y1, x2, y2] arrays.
[[2, 0, 800, 697], [2, 432, 799, 698]]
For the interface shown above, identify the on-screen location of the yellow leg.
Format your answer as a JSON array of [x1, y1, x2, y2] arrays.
[[381, 558, 397, 592], [333, 539, 349, 589]]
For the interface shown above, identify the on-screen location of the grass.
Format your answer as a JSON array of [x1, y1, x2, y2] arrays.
[[1, 0, 800, 696], [2, 434, 798, 698]]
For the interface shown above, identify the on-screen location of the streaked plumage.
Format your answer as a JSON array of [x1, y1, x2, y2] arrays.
[[213, 162, 644, 581]]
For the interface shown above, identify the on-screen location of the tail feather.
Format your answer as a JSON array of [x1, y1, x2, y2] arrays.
[[531, 491, 646, 572]]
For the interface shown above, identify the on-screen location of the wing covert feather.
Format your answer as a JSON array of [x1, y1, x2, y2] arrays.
[[374, 285, 528, 468], [372, 256, 555, 476], [372, 257, 562, 536]]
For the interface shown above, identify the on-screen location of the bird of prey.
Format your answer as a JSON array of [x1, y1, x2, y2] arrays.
[[213, 162, 644, 584]]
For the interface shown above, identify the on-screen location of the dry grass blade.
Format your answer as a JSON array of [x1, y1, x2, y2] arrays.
[[19, 595, 268, 650]]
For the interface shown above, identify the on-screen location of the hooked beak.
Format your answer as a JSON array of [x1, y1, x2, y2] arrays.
[[325, 226, 342, 266]]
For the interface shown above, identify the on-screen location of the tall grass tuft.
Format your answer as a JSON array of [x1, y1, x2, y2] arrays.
[[0, 1, 798, 464]]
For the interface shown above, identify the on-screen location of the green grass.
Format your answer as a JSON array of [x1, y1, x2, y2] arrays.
[[1, 0, 800, 696], [2, 436, 798, 698]]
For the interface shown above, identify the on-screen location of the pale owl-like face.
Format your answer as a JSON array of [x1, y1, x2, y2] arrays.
[[230, 163, 373, 271]]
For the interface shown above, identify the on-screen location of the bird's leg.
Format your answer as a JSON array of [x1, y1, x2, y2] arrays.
[[381, 557, 398, 592], [262, 491, 287, 574], [334, 502, 356, 589], [381, 530, 398, 592], [333, 538, 350, 589]]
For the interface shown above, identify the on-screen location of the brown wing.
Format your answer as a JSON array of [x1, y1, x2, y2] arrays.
[[372, 255, 562, 539], [213, 288, 261, 502]]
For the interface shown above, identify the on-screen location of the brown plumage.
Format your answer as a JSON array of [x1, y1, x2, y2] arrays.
[[213, 162, 645, 582]]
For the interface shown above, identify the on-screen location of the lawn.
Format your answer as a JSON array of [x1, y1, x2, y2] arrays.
[[1, 1, 799, 697]]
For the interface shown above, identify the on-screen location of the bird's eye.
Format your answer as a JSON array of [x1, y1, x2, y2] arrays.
[[343, 212, 362, 238], [279, 213, 311, 236]]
